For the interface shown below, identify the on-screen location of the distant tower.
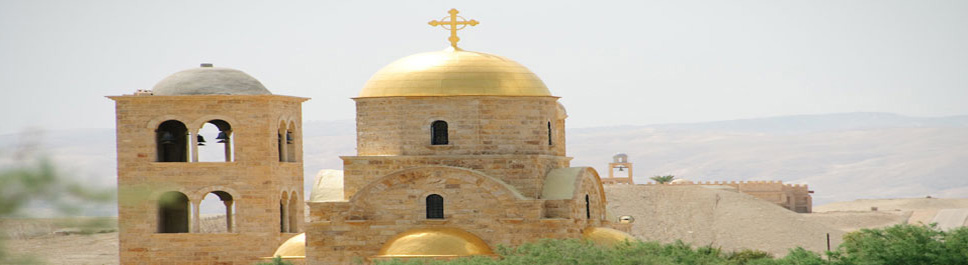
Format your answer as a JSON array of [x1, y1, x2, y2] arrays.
[[602, 153, 634, 184], [109, 64, 308, 264]]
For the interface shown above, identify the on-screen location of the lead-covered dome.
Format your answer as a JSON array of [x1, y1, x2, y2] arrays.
[[359, 47, 551, 97], [152, 64, 271, 96]]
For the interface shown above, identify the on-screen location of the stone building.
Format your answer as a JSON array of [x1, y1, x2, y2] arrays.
[[110, 9, 634, 265], [109, 64, 308, 264]]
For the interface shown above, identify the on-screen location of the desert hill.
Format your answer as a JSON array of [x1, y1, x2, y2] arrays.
[[2, 112, 966, 215]]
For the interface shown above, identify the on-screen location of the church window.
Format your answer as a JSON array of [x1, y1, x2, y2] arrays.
[[287, 191, 298, 232], [547, 121, 553, 146], [196, 120, 233, 162], [198, 191, 234, 233], [157, 191, 190, 233], [286, 122, 297, 162], [585, 194, 591, 219], [277, 121, 287, 162], [431, 121, 448, 145], [279, 192, 289, 232], [156, 120, 189, 162], [426, 194, 444, 219]]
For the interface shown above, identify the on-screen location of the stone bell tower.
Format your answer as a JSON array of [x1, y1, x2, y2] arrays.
[[602, 153, 634, 184], [109, 64, 308, 264]]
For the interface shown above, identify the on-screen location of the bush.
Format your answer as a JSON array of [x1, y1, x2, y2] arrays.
[[374, 224, 968, 265]]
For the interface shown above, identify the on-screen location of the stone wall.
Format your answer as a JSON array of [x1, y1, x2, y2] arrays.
[[342, 155, 571, 199], [639, 180, 813, 213], [306, 166, 615, 264], [354, 96, 566, 156], [110, 94, 307, 264]]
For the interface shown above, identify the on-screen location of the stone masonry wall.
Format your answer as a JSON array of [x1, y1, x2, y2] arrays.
[[341, 155, 571, 199], [354, 96, 565, 157], [111, 95, 307, 264], [306, 167, 608, 264]]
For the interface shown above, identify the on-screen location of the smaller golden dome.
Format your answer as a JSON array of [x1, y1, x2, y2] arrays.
[[582, 227, 638, 247], [375, 227, 494, 258], [359, 47, 551, 98], [270, 233, 306, 259]]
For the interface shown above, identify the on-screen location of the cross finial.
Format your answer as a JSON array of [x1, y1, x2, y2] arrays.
[[428, 9, 479, 49]]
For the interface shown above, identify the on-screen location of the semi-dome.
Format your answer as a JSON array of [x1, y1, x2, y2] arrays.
[[152, 64, 271, 96], [268, 233, 306, 259], [359, 47, 551, 97], [582, 227, 638, 247], [374, 228, 494, 258]]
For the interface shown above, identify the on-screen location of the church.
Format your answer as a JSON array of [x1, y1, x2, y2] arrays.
[[109, 9, 633, 265]]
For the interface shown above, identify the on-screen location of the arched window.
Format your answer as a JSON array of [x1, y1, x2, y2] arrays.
[[288, 192, 298, 232], [196, 120, 233, 162], [426, 194, 444, 219], [156, 120, 189, 162], [277, 121, 288, 162], [286, 122, 296, 162], [547, 121, 553, 146], [279, 192, 289, 232], [431, 121, 448, 145], [585, 194, 591, 219], [198, 191, 234, 233], [158, 191, 190, 233]]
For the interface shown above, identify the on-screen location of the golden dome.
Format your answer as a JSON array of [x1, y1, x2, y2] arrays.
[[359, 47, 551, 98], [582, 227, 638, 247], [269, 233, 306, 259], [375, 227, 494, 258]]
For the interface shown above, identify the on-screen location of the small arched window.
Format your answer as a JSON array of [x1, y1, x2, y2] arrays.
[[156, 120, 189, 162], [196, 120, 233, 162], [286, 122, 297, 162], [158, 191, 190, 233], [426, 194, 444, 219], [198, 191, 234, 233], [547, 121, 553, 146], [585, 194, 591, 219], [431, 121, 448, 145], [288, 192, 298, 232]]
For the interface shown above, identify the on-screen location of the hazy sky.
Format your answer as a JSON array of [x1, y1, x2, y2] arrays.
[[1, 0, 966, 134]]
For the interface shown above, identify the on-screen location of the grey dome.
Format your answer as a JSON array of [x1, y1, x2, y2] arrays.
[[152, 64, 270, 95]]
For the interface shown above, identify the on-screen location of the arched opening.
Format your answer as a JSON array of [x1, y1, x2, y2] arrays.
[[196, 120, 233, 162], [277, 121, 287, 162], [287, 192, 298, 232], [279, 191, 289, 233], [157, 191, 190, 233], [431, 121, 448, 145], [156, 120, 189, 162], [286, 122, 296, 162], [198, 191, 234, 233], [547, 121, 553, 146], [426, 194, 444, 219], [585, 194, 591, 220]]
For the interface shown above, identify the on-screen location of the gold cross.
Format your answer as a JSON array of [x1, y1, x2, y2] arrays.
[[428, 9, 479, 49]]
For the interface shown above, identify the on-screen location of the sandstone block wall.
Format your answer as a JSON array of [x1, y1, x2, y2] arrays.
[[639, 180, 813, 213], [354, 96, 566, 156], [341, 155, 571, 199], [306, 166, 615, 264], [111, 95, 307, 264]]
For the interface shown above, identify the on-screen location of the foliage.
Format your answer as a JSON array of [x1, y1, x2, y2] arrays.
[[0, 139, 115, 264], [374, 224, 968, 265], [255, 256, 294, 265], [650, 175, 675, 184]]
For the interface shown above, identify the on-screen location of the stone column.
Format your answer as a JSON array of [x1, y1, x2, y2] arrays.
[[192, 201, 201, 233], [223, 200, 234, 232]]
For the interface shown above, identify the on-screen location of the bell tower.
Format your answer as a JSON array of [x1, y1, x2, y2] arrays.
[[109, 64, 308, 264], [602, 153, 634, 184]]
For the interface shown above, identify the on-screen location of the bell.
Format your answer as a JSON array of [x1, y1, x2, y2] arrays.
[[286, 132, 294, 144], [159, 131, 176, 145], [617, 166, 626, 172], [215, 131, 229, 143], [197, 134, 206, 146]]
